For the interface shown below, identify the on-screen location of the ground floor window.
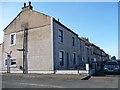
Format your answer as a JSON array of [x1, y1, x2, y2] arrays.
[[5, 60, 7, 66], [59, 51, 64, 66], [5, 58, 16, 67], [11, 59, 16, 65]]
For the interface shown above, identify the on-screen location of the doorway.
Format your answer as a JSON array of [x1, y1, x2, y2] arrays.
[[66, 52, 69, 69]]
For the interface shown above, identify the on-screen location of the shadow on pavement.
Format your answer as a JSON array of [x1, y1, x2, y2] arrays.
[[92, 69, 120, 77], [92, 69, 106, 77], [81, 76, 91, 80]]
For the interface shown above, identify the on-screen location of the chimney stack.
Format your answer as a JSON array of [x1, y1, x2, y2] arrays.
[[22, 1, 33, 11], [58, 19, 59, 22]]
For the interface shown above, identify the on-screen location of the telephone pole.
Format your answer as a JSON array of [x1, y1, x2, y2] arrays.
[[23, 28, 28, 74], [17, 27, 28, 74]]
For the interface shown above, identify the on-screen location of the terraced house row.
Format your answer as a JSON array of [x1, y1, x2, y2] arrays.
[[0, 2, 109, 74]]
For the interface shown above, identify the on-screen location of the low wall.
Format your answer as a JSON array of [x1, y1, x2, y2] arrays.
[[28, 70, 54, 74], [55, 70, 78, 74], [0, 70, 54, 74], [79, 70, 89, 74], [0, 69, 96, 75], [0, 70, 23, 74], [11, 70, 23, 73], [55, 70, 90, 75]]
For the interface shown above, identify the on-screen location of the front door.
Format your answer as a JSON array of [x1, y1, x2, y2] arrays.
[[66, 52, 69, 69]]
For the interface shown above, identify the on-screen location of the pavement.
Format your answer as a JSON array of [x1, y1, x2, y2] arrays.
[[1, 73, 88, 80]]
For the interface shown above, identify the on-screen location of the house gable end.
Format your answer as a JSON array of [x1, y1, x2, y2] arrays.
[[3, 8, 51, 35]]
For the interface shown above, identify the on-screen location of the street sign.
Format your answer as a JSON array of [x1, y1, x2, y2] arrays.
[[5, 51, 12, 73]]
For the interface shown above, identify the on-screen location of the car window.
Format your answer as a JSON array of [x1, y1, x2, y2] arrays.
[[117, 61, 120, 64], [106, 62, 118, 65]]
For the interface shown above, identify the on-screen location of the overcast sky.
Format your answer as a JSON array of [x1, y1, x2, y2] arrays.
[[0, 2, 118, 58]]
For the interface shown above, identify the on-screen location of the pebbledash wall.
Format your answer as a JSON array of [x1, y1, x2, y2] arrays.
[[0, 3, 109, 74]]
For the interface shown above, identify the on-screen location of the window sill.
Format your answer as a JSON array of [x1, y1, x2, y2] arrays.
[[58, 42, 64, 45], [9, 44, 16, 47], [5, 65, 17, 68]]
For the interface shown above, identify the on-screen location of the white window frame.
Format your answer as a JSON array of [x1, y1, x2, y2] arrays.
[[59, 50, 64, 66], [58, 29, 64, 44], [4, 58, 17, 67], [10, 33, 16, 46]]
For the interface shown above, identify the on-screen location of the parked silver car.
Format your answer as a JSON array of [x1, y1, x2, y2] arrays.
[[104, 61, 120, 74]]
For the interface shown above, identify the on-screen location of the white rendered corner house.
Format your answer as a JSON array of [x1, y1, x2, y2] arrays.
[[0, 2, 109, 74]]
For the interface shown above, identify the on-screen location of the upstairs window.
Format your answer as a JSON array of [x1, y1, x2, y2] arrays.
[[58, 29, 63, 43], [59, 51, 64, 66], [72, 37, 75, 46], [10, 33, 16, 45]]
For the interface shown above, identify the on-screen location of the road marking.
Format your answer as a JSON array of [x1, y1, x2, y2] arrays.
[[19, 82, 65, 88], [3, 81, 66, 88]]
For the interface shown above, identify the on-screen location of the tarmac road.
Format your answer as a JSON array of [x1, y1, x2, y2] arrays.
[[1, 73, 119, 88]]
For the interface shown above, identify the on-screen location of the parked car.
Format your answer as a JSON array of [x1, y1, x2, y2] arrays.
[[117, 60, 120, 66], [104, 61, 120, 74]]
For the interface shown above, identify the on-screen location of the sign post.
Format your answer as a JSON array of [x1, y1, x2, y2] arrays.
[[6, 51, 12, 73]]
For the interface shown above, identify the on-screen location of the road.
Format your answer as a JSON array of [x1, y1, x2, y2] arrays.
[[1, 73, 119, 88]]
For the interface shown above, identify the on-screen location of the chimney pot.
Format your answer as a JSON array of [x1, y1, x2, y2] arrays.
[[24, 3, 26, 7], [29, 1, 31, 6], [22, 1, 33, 11]]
